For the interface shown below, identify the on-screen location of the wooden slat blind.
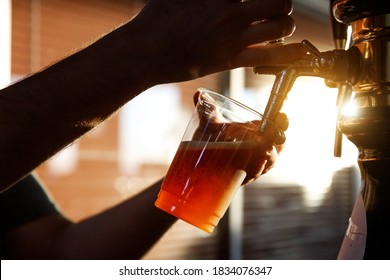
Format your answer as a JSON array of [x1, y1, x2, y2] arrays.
[[242, 167, 357, 259]]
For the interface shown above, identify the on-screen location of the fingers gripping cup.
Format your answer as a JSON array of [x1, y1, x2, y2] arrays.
[[155, 88, 284, 233]]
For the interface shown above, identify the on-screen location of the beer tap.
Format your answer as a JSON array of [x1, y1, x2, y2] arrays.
[[255, 0, 390, 260], [255, 40, 361, 138], [329, 0, 351, 157], [256, 0, 390, 259]]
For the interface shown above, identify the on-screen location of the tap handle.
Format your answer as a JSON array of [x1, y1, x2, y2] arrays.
[[330, 0, 350, 157], [302, 40, 322, 59], [333, 84, 353, 157], [330, 0, 349, 49], [302, 40, 333, 69]]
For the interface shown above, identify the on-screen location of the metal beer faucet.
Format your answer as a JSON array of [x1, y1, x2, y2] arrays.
[[254, 40, 362, 155]]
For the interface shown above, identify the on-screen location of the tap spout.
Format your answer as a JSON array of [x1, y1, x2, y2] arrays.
[[258, 67, 298, 133], [254, 40, 362, 135]]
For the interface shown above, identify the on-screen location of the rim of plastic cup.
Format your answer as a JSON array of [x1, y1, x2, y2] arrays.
[[196, 88, 285, 144], [197, 87, 281, 126], [197, 87, 263, 117]]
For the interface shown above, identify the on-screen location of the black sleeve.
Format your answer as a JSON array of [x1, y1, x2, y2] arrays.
[[0, 174, 59, 232]]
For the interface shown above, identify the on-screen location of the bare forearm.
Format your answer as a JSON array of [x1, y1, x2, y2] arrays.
[[5, 179, 176, 259], [0, 22, 155, 190], [51, 179, 176, 259]]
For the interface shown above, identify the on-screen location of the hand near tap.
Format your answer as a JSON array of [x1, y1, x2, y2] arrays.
[[133, 0, 306, 83]]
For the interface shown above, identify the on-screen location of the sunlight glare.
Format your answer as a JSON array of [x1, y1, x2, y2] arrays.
[[258, 77, 358, 208], [340, 96, 358, 117]]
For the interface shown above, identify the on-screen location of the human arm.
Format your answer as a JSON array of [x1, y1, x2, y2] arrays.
[[0, 0, 306, 190], [3, 177, 175, 259]]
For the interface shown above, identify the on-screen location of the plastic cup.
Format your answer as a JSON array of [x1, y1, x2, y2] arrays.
[[155, 88, 282, 233]]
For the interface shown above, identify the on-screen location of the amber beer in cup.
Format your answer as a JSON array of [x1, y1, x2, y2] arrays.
[[155, 88, 281, 233]]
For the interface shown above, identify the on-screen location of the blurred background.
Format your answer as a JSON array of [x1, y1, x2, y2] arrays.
[[1, 0, 360, 259]]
